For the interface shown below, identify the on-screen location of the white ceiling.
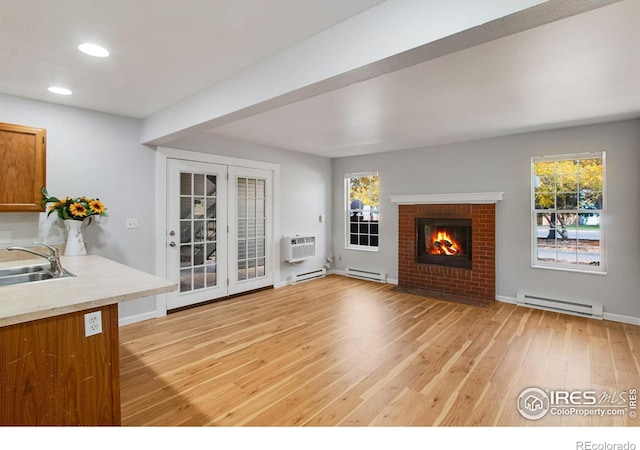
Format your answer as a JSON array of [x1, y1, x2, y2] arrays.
[[1, 0, 639, 158], [0, 0, 385, 117]]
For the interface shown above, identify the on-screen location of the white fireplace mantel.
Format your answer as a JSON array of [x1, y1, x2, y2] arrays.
[[389, 192, 503, 205]]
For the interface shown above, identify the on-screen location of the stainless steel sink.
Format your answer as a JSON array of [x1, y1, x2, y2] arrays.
[[0, 264, 48, 278], [0, 265, 75, 287]]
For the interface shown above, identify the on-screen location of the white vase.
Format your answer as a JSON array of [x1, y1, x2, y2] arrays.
[[64, 219, 87, 256], [38, 202, 66, 245]]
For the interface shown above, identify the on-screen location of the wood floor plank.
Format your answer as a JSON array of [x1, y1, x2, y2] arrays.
[[369, 387, 430, 426], [589, 334, 618, 388], [437, 338, 510, 426], [606, 322, 639, 376], [118, 275, 640, 427], [466, 335, 531, 426]]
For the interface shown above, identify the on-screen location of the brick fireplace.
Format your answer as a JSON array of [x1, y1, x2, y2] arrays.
[[391, 193, 501, 307]]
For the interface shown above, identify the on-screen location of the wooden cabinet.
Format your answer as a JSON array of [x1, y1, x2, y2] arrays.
[[0, 304, 121, 425], [0, 122, 46, 212]]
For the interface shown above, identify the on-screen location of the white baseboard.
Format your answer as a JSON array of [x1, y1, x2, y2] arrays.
[[496, 295, 517, 304], [602, 312, 640, 326], [119, 310, 157, 327], [496, 295, 640, 325]]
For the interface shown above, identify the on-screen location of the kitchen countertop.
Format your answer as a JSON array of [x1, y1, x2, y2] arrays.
[[0, 255, 177, 327]]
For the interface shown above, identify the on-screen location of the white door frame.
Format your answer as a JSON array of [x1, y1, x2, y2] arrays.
[[154, 146, 281, 317]]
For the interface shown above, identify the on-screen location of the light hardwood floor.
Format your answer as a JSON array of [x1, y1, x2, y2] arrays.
[[119, 276, 640, 426]]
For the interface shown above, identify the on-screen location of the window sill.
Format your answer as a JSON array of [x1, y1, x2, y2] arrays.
[[346, 245, 379, 253], [531, 263, 607, 276]]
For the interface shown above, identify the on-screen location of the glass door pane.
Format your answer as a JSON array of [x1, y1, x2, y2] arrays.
[[167, 159, 228, 311], [179, 172, 219, 292], [236, 176, 267, 282]]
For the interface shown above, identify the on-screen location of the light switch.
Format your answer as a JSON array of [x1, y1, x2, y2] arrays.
[[126, 218, 138, 229]]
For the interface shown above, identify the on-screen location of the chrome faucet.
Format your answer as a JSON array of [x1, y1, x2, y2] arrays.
[[7, 242, 64, 277]]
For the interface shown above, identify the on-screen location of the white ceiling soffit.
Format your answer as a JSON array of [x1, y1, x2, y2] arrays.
[[142, 0, 557, 144], [0, 0, 386, 118], [144, 0, 629, 149], [207, 0, 640, 158]]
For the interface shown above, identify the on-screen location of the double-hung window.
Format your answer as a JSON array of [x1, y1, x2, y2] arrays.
[[345, 172, 379, 251], [531, 152, 606, 273]]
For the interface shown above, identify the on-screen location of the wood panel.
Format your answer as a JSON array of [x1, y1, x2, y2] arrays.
[[0, 304, 120, 425], [119, 276, 640, 426], [0, 122, 46, 212]]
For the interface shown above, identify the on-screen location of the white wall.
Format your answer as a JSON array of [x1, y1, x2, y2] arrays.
[[0, 94, 332, 324], [164, 133, 333, 284], [4, 92, 636, 322], [332, 119, 640, 320], [0, 94, 158, 322]]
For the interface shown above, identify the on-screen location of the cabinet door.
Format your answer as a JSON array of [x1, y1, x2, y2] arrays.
[[0, 122, 46, 212], [0, 304, 121, 425]]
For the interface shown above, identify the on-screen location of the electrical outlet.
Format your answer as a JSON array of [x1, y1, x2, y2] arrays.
[[126, 218, 138, 229], [84, 311, 102, 337]]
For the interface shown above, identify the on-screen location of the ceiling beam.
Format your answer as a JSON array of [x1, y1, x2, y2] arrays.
[[141, 0, 622, 147]]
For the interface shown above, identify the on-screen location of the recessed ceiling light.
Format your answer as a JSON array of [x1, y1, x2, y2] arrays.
[[78, 43, 109, 58], [48, 86, 72, 95]]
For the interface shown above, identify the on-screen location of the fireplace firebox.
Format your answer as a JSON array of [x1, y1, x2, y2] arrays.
[[416, 218, 472, 269]]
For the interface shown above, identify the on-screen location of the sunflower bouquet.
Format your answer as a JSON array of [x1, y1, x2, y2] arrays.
[[41, 188, 108, 223]]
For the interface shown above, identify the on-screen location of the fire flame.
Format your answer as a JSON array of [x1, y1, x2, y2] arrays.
[[429, 230, 462, 256]]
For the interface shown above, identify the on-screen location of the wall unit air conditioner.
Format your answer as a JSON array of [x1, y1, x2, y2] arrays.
[[283, 235, 316, 262]]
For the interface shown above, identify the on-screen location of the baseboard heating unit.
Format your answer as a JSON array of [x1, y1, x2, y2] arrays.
[[516, 292, 603, 320], [291, 268, 326, 284], [344, 267, 386, 283]]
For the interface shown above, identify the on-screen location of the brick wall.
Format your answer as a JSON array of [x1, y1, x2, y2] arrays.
[[398, 203, 495, 304]]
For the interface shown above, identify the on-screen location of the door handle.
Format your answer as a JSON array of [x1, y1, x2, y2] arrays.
[[169, 241, 176, 247]]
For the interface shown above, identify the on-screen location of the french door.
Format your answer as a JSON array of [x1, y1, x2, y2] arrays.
[[228, 166, 273, 296], [166, 159, 273, 310]]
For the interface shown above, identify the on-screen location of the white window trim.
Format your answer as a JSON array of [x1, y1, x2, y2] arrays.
[[531, 151, 607, 275], [345, 171, 379, 252]]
